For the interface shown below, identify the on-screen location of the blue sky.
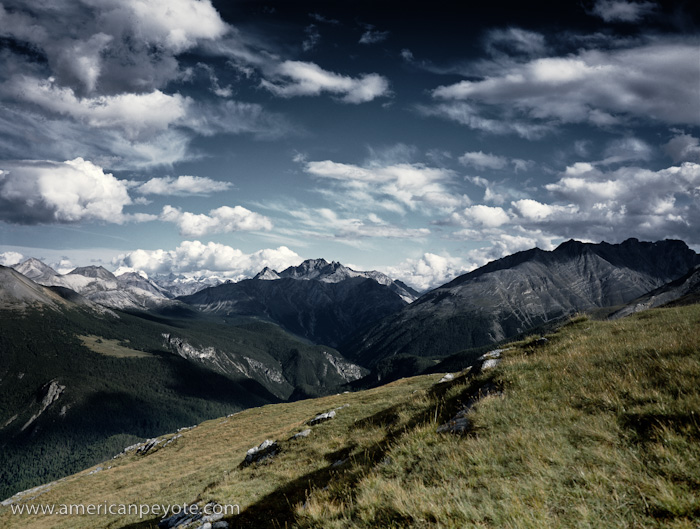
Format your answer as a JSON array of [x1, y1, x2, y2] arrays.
[[0, 0, 699, 289]]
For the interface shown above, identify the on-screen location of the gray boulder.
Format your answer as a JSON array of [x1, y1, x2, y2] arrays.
[[242, 439, 279, 467]]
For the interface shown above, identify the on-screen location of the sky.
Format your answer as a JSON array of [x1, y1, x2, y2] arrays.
[[0, 0, 699, 290]]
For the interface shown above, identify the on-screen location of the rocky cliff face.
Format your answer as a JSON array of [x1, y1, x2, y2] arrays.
[[161, 332, 367, 400], [345, 238, 700, 366]]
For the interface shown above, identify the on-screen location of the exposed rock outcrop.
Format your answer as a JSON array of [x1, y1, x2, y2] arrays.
[[241, 439, 279, 467], [20, 380, 65, 432]]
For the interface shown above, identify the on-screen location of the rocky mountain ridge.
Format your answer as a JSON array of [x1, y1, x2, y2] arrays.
[[13, 260, 175, 310], [261, 258, 420, 302], [344, 238, 700, 367], [179, 272, 410, 348]]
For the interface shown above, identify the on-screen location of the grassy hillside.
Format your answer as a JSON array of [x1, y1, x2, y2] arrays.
[[1, 304, 698, 528]]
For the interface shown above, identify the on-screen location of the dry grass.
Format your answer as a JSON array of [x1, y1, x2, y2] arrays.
[[2, 304, 698, 529], [78, 335, 152, 358]]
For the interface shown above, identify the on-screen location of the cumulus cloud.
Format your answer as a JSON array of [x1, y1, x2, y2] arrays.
[[0, 251, 24, 266], [0, 157, 148, 224], [301, 158, 468, 213], [160, 205, 273, 237], [505, 162, 700, 244], [261, 61, 390, 103], [432, 39, 700, 129], [591, 0, 657, 23], [663, 133, 700, 163], [465, 232, 556, 268], [382, 252, 469, 291], [452, 204, 511, 228], [136, 175, 233, 196], [7, 77, 189, 141], [0, 1, 293, 168], [0, 0, 229, 95], [113, 241, 303, 280]]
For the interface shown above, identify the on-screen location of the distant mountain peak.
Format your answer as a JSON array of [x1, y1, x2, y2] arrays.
[[68, 266, 116, 281], [253, 259, 418, 303], [254, 267, 281, 281], [15, 258, 59, 280]]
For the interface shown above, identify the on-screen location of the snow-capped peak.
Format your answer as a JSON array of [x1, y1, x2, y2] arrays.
[[114, 266, 148, 280]]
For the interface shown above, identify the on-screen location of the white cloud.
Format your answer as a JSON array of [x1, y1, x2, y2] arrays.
[[0, 157, 146, 224], [261, 61, 390, 103], [136, 175, 232, 196], [287, 207, 431, 242], [591, 0, 657, 23], [0, 76, 290, 167], [0, 1, 291, 168], [419, 102, 553, 140], [663, 133, 700, 163], [7, 77, 189, 141], [302, 159, 468, 213], [501, 162, 700, 244], [160, 205, 273, 237], [0, 251, 24, 266], [303, 24, 321, 51], [0, 0, 230, 95], [511, 199, 577, 221], [432, 39, 700, 128], [93, 0, 229, 53], [6, 76, 289, 142], [484, 28, 547, 56], [359, 29, 389, 45], [459, 151, 508, 170], [383, 252, 469, 291], [114, 241, 303, 280], [453, 205, 510, 228], [465, 232, 556, 268]]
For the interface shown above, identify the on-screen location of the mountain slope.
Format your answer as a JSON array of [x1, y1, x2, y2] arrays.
[[0, 265, 76, 310], [0, 270, 366, 500], [345, 238, 700, 366], [2, 303, 697, 529], [610, 264, 700, 318], [179, 269, 410, 347]]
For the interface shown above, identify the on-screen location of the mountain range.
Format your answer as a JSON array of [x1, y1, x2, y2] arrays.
[[13, 259, 174, 310], [180, 258, 417, 347], [343, 238, 700, 367], [2, 237, 699, 501]]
